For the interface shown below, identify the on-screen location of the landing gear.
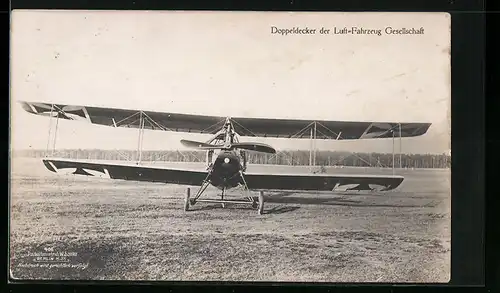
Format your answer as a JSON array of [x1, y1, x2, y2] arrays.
[[257, 191, 264, 215], [183, 173, 265, 215], [184, 188, 191, 211], [221, 188, 225, 208]]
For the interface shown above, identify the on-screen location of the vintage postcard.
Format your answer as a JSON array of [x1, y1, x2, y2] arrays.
[[9, 10, 451, 282]]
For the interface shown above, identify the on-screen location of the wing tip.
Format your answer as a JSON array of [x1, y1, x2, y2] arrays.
[[42, 159, 57, 172], [18, 101, 36, 114], [412, 123, 432, 137]]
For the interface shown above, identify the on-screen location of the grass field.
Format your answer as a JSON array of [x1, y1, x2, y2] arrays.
[[9, 157, 450, 282]]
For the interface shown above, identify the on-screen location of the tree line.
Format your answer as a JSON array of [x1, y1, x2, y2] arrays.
[[13, 149, 451, 169]]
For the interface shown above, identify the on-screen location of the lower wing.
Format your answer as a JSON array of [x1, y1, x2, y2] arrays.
[[42, 158, 207, 186], [41, 158, 403, 191], [243, 172, 404, 191]]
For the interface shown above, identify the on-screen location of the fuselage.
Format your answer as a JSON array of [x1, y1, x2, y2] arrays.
[[209, 150, 243, 190]]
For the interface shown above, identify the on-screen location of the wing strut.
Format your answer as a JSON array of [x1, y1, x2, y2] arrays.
[[313, 121, 317, 166], [261, 120, 405, 172], [308, 122, 317, 172], [45, 104, 60, 157], [391, 124, 403, 174], [399, 123, 402, 169], [136, 111, 145, 164], [266, 121, 315, 166], [45, 104, 54, 155], [392, 129, 395, 175]]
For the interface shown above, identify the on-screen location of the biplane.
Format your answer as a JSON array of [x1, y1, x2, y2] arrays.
[[19, 101, 431, 215]]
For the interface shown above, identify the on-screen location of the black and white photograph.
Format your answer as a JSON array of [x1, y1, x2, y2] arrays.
[[9, 10, 451, 282]]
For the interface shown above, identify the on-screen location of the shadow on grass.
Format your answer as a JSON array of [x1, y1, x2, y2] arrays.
[[264, 194, 429, 208], [264, 205, 300, 215], [187, 202, 301, 215], [186, 192, 429, 209]]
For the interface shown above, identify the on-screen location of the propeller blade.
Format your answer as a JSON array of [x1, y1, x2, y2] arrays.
[[181, 139, 276, 153], [180, 139, 224, 149], [231, 142, 276, 154]]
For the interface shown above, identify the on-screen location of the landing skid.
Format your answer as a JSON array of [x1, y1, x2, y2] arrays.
[[184, 185, 264, 215]]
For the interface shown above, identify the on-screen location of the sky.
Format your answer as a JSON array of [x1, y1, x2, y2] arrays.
[[10, 11, 451, 154]]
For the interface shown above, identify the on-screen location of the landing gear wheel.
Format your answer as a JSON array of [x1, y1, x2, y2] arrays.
[[257, 191, 264, 215], [252, 201, 258, 209], [184, 188, 191, 211]]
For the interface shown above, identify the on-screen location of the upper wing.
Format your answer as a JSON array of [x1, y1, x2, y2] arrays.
[[243, 172, 404, 191], [19, 101, 431, 140], [42, 158, 207, 186]]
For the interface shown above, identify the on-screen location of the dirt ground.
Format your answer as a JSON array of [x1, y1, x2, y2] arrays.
[[9, 157, 451, 282]]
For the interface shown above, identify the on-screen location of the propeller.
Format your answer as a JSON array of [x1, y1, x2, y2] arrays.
[[180, 139, 224, 149], [230, 142, 276, 154], [180, 140, 276, 154]]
